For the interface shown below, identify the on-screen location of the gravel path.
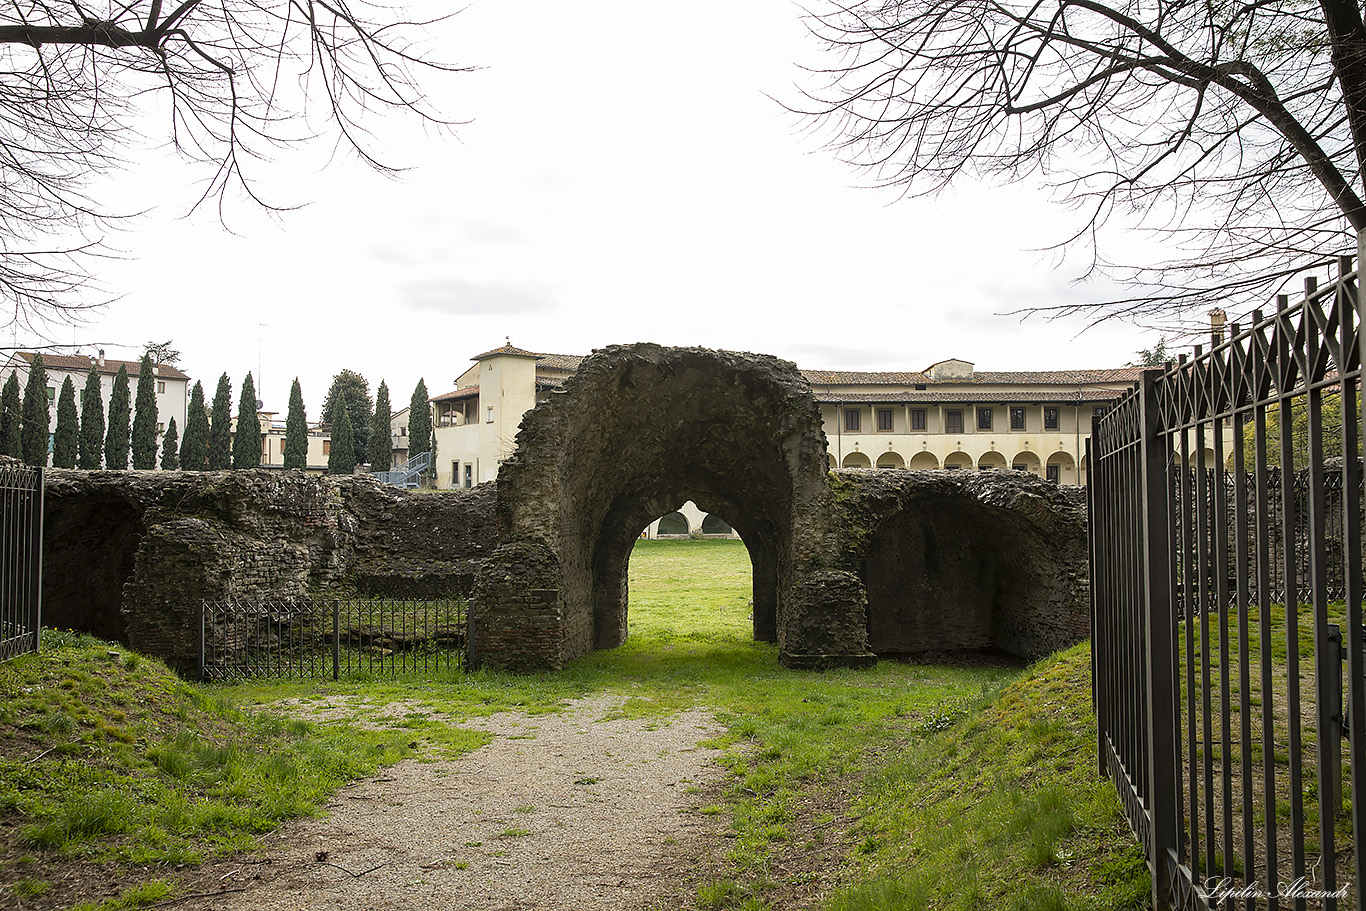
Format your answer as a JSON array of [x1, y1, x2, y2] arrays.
[[196, 695, 729, 910]]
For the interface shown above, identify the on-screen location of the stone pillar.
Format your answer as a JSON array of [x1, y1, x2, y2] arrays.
[[469, 540, 567, 671], [779, 570, 876, 669]]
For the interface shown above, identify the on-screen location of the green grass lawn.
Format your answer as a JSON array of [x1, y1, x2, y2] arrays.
[[0, 538, 1150, 910]]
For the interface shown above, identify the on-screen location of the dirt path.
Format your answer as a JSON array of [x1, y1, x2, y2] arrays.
[[190, 695, 730, 910]]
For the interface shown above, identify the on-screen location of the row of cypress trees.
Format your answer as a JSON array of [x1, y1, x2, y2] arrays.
[[1, 356, 435, 477], [0, 353, 175, 470], [0, 355, 264, 471]]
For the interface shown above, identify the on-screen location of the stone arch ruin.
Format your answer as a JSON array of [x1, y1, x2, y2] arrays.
[[470, 344, 864, 670], [470, 343, 1090, 671]]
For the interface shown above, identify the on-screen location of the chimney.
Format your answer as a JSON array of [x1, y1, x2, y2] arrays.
[[1209, 308, 1227, 346]]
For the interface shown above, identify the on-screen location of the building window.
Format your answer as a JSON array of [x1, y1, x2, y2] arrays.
[[946, 410, 964, 434], [157, 422, 165, 433], [1010, 407, 1025, 430], [910, 409, 926, 431], [323, 440, 331, 455], [46, 386, 54, 403], [1046, 464, 1060, 483], [464, 464, 473, 488], [876, 408, 893, 432], [452, 462, 459, 485], [486, 406, 494, 423], [1044, 407, 1060, 430], [844, 409, 861, 433], [976, 408, 992, 431], [157, 380, 166, 394]]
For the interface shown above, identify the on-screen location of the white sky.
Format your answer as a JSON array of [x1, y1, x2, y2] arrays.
[[16, 0, 1181, 416]]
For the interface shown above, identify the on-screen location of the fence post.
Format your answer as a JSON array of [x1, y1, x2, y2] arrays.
[[26, 466, 43, 653], [332, 601, 340, 681], [1138, 369, 1179, 909]]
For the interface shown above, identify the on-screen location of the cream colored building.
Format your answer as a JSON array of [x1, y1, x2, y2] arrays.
[[810, 358, 1147, 485]]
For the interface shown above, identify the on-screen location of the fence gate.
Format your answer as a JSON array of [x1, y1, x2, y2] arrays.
[[200, 598, 466, 680], [0, 463, 43, 662], [1091, 257, 1365, 910]]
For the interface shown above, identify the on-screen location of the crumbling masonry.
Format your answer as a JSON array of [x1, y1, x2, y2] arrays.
[[41, 343, 1091, 675]]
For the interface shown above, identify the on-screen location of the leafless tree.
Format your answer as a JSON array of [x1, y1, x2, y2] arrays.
[[0, 0, 468, 336], [798, 0, 1366, 328]]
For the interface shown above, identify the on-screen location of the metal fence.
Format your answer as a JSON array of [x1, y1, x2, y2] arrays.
[[0, 463, 42, 662], [1090, 257, 1365, 910], [200, 597, 466, 680]]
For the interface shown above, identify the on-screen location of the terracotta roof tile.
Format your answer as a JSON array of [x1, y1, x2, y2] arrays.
[[14, 351, 190, 380], [431, 385, 479, 403], [472, 344, 541, 360]]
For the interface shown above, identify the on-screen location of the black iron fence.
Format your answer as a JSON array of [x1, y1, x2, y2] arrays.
[[1090, 257, 1365, 910], [0, 463, 42, 663], [200, 597, 467, 680]]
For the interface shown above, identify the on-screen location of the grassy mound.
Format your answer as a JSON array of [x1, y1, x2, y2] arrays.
[[824, 644, 1151, 911], [0, 630, 422, 910]]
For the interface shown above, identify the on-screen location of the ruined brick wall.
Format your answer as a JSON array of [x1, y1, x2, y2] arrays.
[[824, 469, 1090, 661], [42, 470, 497, 675]]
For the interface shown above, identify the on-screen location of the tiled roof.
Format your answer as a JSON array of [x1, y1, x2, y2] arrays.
[[814, 389, 1130, 404], [534, 353, 584, 371], [13, 351, 190, 380], [472, 344, 541, 360], [803, 370, 930, 385], [431, 385, 479, 403], [802, 367, 1143, 386]]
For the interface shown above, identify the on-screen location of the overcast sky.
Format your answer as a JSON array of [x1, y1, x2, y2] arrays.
[[14, 0, 1186, 416]]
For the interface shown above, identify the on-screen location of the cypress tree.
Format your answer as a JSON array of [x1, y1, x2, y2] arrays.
[[408, 378, 432, 469], [321, 369, 371, 466], [327, 403, 355, 474], [0, 372, 20, 458], [283, 378, 308, 470], [182, 382, 209, 470], [131, 355, 159, 469], [20, 354, 50, 467], [369, 380, 392, 472], [104, 364, 131, 470], [207, 373, 233, 470], [161, 417, 180, 469], [52, 377, 79, 468], [233, 372, 261, 469], [79, 365, 104, 469]]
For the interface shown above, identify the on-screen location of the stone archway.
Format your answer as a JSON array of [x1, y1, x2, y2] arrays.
[[470, 344, 870, 671]]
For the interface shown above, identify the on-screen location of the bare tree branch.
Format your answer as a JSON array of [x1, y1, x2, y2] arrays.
[[796, 0, 1366, 322], [0, 0, 471, 335]]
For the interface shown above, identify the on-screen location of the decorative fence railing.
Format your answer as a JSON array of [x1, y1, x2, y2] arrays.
[[0, 463, 43, 663], [1090, 256, 1365, 910], [200, 597, 466, 680]]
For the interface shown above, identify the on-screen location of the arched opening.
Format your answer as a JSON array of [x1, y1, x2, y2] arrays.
[[1045, 451, 1076, 484], [977, 451, 1007, 471], [943, 451, 973, 470], [859, 486, 1077, 659], [701, 513, 734, 536], [876, 451, 905, 469], [908, 451, 939, 469], [842, 451, 872, 469], [1011, 451, 1041, 475], [626, 518, 753, 642], [656, 511, 690, 536]]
